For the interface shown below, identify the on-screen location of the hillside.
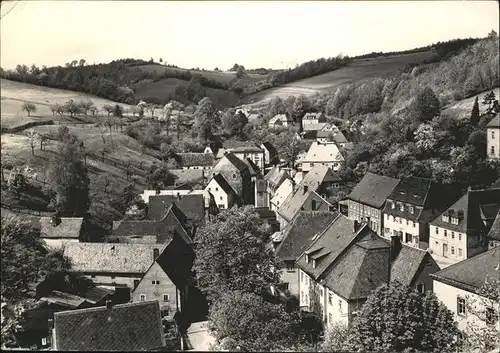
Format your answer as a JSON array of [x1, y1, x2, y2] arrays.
[[244, 50, 438, 106]]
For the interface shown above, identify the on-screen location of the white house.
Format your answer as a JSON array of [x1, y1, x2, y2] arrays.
[[431, 248, 500, 351], [486, 114, 500, 160], [270, 178, 295, 211], [269, 114, 293, 129], [205, 173, 240, 210], [230, 146, 265, 172], [301, 141, 344, 172], [39, 215, 83, 249], [302, 112, 326, 126]]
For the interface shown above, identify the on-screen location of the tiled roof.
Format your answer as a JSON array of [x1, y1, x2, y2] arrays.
[[348, 172, 400, 209], [316, 129, 349, 144], [54, 301, 165, 351], [300, 165, 342, 190], [148, 194, 205, 224], [430, 188, 500, 233], [277, 186, 332, 223], [64, 243, 167, 274], [40, 290, 87, 309], [243, 158, 261, 176], [80, 286, 115, 304], [270, 179, 294, 207], [253, 207, 277, 219], [431, 247, 500, 294], [223, 140, 257, 149], [303, 141, 344, 163], [387, 177, 432, 207], [275, 211, 338, 261], [231, 146, 264, 153], [390, 246, 434, 286], [177, 153, 215, 167], [296, 215, 361, 279], [303, 112, 325, 120], [38, 217, 83, 239], [218, 152, 249, 173], [261, 141, 277, 155], [269, 114, 291, 124], [264, 166, 290, 188], [248, 113, 261, 125], [211, 173, 241, 204], [303, 123, 328, 132], [486, 113, 500, 128], [487, 211, 500, 241], [170, 169, 205, 184]]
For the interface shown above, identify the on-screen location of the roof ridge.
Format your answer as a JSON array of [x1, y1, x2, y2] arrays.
[[55, 300, 159, 316], [433, 247, 499, 278]]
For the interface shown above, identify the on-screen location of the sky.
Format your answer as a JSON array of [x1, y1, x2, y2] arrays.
[[1, 1, 499, 71]]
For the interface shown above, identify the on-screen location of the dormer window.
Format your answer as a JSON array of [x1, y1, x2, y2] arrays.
[[442, 214, 450, 222], [409, 206, 414, 214], [451, 217, 459, 225], [305, 255, 309, 263], [400, 203, 404, 212], [312, 259, 316, 268], [391, 202, 395, 209]]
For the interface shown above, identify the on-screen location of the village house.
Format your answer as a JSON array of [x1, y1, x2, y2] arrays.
[[301, 141, 345, 172], [430, 247, 500, 345], [428, 187, 500, 265], [205, 173, 241, 210], [64, 242, 167, 290], [253, 207, 280, 233], [269, 114, 293, 129], [486, 113, 500, 159], [383, 177, 461, 250], [212, 152, 253, 205], [276, 184, 333, 229], [302, 112, 327, 128], [230, 146, 265, 172], [316, 124, 350, 148], [299, 164, 343, 197], [177, 152, 215, 170], [255, 179, 269, 208], [487, 211, 500, 249], [347, 172, 400, 236], [141, 189, 214, 211], [169, 169, 206, 188], [274, 211, 338, 295], [265, 166, 292, 203], [296, 215, 440, 326], [112, 203, 193, 244], [261, 142, 279, 168], [131, 232, 194, 320], [270, 178, 294, 211], [37, 214, 83, 249], [52, 301, 166, 351]]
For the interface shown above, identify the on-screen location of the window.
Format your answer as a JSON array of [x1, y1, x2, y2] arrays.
[[163, 294, 169, 302], [328, 293, 333, 305], [400, 203, 404, 212], [91, 275, 96, 278], [406, 219, 409, 226], [444, 230, 447, 237], [312, 259, 317, 268], [490, 146, 495, 155], [451, 217, 458, 225], [459, 234, 462, 241], [405, 233, 412, 243], [435, 227, 439, 234], [286, 262, 295, 271], [319, 287, 323, 297], [442, 214, 449, 222], [413, 221, 416, 228], [161, 308, 170, 317], [451, 232, 455, 239], [301, 291, 305, 301], [140, 294, 146, 301], [334, 183, 339, 188], [417, 283, 425, 293], [208, 187, 211, 192], [486, 307, 496, 326], [111, 275, 115, 279], [338, 300, 343, 313], [305, 255, 309, 263], [493, 131, 496, 139], [328, 313, 332, 323], [232, 173, 236, 179], [458, 248, 463, 257], [282, 283, 289, 291], [391, 202, 395, 209], [219, 196, 223, 200], [152, 280, 160, 285], [301, 272, 304, 282], [218, 204, 225, 209], [414, 235, 419, 244], [215, 187, 219, 191], [409, 206, 414, 214], [451, 246, 455, 255], [133, 280, 139, 288], [457, 297, 466, 315]]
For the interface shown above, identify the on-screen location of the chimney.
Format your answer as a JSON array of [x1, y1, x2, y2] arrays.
[[177, 192, 182, 200], [353, 220, 360, 233], [390, 235, 402, 261], [153, 247, 160, 259], [303, 185, 308, 194], [51, 212, 61, 227], [106, 300, 113, 310]]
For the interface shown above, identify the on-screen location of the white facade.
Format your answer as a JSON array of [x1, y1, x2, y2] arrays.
[[429, 224, 468, 263], [270, 179, 294, 211], [301, 141, 344, 173], [383, 213, 421, 248], [232, 150, 265, 171], [205, 178, 230, 210], [487, 126, 500, 159], [43, 238, 79, 250]]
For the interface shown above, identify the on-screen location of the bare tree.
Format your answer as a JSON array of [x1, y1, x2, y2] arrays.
[[39, 135, 48, 151], [26, 129, 39, 156], [97, 123, 107, 144]]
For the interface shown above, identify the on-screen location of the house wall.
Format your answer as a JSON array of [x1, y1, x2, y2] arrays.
[[131, 262, 179, 319], [383, 213, 421, 247], [254, 187, 268, 208], [213, 160, 243, 197], [298, 269, 313, 310], [348, 199, 383, 235], [302, 161, 342, 173], [487, 127, 500, 159], [280, 262, 300, 296], [43, 238, 79, 250], [233, 151, 265, 172], [82, 273, 143, 289], [410, 256, 439, 293], [182, 166, 212, 171], [433, 280, 500, 334], [205, 179, 231, 210], [270, 179, 294, 211], [429, 224, 468, 264]]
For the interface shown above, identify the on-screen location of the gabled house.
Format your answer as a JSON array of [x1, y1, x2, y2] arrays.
[[383, 177, 462, 250], [429, 187, 500, 264], [255, 179, 269, 208], [265, 166, 291, 195], [53, 301, 166, 351], [112, 203, 193, 244], [487, 211, 500, 249], [205, 173, 241, 210], [296, 216, 440, 326], [141, 189, 213, 213], [302, 112, 327, 126], [131, 232, 195, 320], [269, 114, 293, 129], [276, 184, 333, 229], [270, 178, 295, 211], [274, 211, 338, 295], [347, 172, 400, 236], [177, 153, 215, 170], [301, 141, 344, 172], [317, 124, 349, 147], [212, 152, 253, 205], [486, 113, 500, 159], [64, 242, 167, 290], [37, 214, 83, 249], [430, 247, 500, 342], [261, 142, 279, 167], [228, 145, 265, 172], [300, 164, 343, 194]]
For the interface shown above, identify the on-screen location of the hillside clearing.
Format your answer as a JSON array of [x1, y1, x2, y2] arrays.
[[441, 87, 500, 119]]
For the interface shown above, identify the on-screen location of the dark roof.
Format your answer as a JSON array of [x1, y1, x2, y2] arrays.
[[222, 152, 249, 173], [487, 211, 500, 240], [80, 286, 115, 304], [148, 194, 205, 224], [113, 203, 192, 244], [300, 165, 342, 190], [275, 211, 338, 261], [387, 177, 432, 206], [243, 158, 261, 176], [486, 113, 500, 128], [40, 290, 87, 309], [212, 173, 241, 204], [177, 152, 215, 167], [430, 188, 500, 233], [54, 301, 165, 351], [38, 217, 83, 239], [348, 172, 400, 208], [231, 146, 264, 153], [264, 166, 290, 187], [390, 245, 435, 286], [253, 207, 277, 219], [223, 140, 257, 149], [262, 141, 277, 155], [431, 247, 500, 294], [277, 186, 332, 223]]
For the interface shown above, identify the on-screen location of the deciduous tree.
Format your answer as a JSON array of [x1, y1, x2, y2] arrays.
[[194, 97, 220, 142], [411, 86, 441, 123], [21, 102, 37, 117]]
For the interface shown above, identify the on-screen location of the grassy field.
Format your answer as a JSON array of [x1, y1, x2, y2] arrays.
[[244, 50, 438, 106], [441, 87, 500, 120]]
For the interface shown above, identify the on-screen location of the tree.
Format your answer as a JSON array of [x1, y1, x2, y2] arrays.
[[208, 290, 301, 352], [319, 322, 349, 352], [48, 139, 90, 216], [57, 125, 70, 141], [470, 96, 480, 126], [39, 135, 48, 151], [9, 172, 27, 200], [64, 100, 81, 117], [222, 110, 248, 138], [78, 100, 94, 117], [146, 164, 175, 190], [113, 104, 123, 118], [102, 104, 114, 118], [26, 129, 40, 156], [346, 282, 458, 353], [482, 91, 496, 113], [411, 86, 441, 123], [162, 103, 173, 136], [284, 96, 296, 119], [278, 135, 309, 168], [193, 97, 220, 142], [193, 206, 281, 300], [293, 94, 310, 122], [54, 103, 65, 118], [21, 102, 37, 117], [266, 96, 286, 119], [236, 65, 246, 78]]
